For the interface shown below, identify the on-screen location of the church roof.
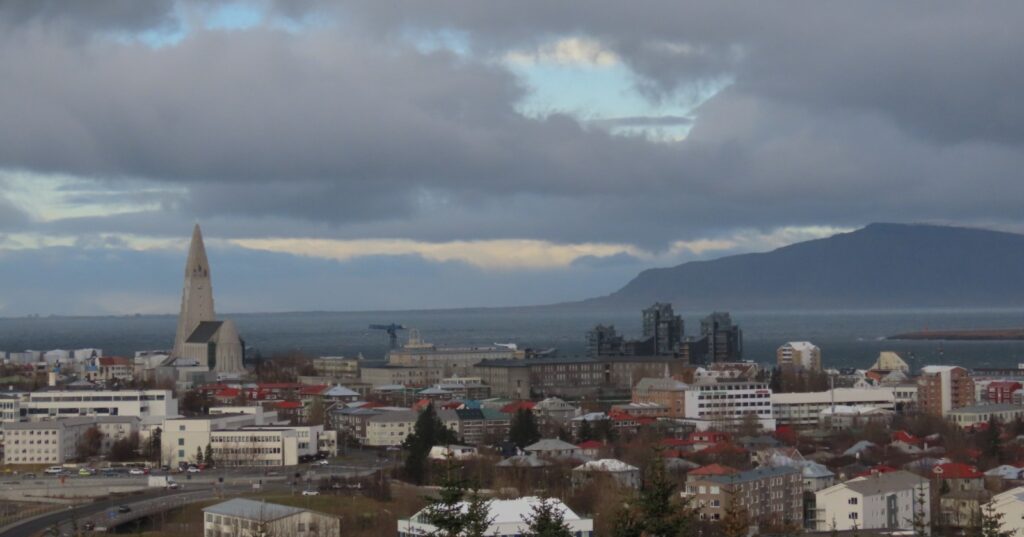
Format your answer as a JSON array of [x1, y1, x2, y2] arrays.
[[186, 321, 224, 343]]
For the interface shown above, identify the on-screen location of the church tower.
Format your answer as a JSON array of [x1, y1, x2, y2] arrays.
[[172, 224, 216, 357]]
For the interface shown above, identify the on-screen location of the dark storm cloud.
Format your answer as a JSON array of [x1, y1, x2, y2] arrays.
[[1, 1, 1023, 249], [0, 0, 178, 34]]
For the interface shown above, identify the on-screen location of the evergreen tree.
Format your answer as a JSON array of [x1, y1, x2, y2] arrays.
[[403, 403, 457, 484], [637, 451, 693, 537], [509, 408, 541, 449], [196, 446, 204, 465], [525, 497, 575, 537], [204, 443, 214, 468], [982, 416, 1003, 462], [577, 420, 594, 443], [979, 498, 1014, 537], [306, 397, 326, 427], [912, 484, 929, 537], [610, 501, 643, 537], [423, 457, 493, 537]]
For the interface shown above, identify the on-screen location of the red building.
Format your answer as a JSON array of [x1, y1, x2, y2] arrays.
[[986, 381, 1023, 404]]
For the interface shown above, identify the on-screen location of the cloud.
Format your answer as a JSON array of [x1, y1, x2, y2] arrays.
[[505, 37, 619, 66]]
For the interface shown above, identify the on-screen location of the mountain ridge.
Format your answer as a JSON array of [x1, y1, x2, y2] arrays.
[[578, 222, 1024, 310]]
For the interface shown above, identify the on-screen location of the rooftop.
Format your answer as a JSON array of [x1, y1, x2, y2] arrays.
[[203, 499, 308, 522], [949, 403, 1024, 415], [702, 466, 799, 485]]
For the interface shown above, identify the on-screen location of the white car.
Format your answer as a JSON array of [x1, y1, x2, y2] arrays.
[[312, 459, 329, 466], [301, 489, 319, 496], [44, 466, 65, 475], [187, 466, 201, 473], [128, 468, 146, 476]]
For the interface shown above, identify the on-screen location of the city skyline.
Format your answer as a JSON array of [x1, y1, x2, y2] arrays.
[[2, 2, 1023, 314]]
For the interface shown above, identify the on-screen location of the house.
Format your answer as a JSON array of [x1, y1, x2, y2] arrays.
[[932, 463, 984, 492], [576, 440, 605, 458], [428, 445, 478, 460], [398, 497, 593, 537], [814, 470, 929, 532], [204, 498, 339, 537], [532, 397, 578, 423], [572, 459, 641, 489], [985, 465, 1024, 481], [933, 462, 987, 527], [524, 438, 583, 460], [947, 403, 1024, 429], [842, 440, 877, 457], [991, 486, 1024, 536]]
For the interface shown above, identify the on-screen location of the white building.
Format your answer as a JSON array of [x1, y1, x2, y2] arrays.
[[871, 352, 910, 373], [947, 403, 1024, 429], [2, 416, 140, 465], [365, 410, 418, 447], [21, 388, 177, 421], [991, 486, 1024, 537], [814, 470, 930, 532], [398, 497, 593, 537], [204, 498, 339, 537], [772, 388, 895, 428], [163, 414, 334, 467], [683, 379, 776, 431], [819, 405, 894, 430], [572, 459, 641, 489], [777, 341, 822, 371]]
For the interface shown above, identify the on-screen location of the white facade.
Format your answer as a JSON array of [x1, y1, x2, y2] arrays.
[[772, 388, 895, 428], [991, 486, 1024, 537], [683, 380, 776, 430], [22, 389, 177, 421], [163, 414, 331, 467], [778, 341, 821, 370], [399, 497, 593, 537], [2, 416, 139, 465], [365, 410, 418, 447], [815, 471, 930, 532]]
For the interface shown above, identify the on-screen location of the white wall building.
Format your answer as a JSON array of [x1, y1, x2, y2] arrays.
[[22, 388, 177, 421], [777, 341, 822, 371], [2, 416, 140, 465], [204, 498, 339, 537], [991, 486, 1024, 537], [683, 379, 776, 431], [365, 410, 418, 447], [814, 471, 930, 532], [163, 414, 333, 467], [399, 497, 593, 537], [772, 388, 896, 428]]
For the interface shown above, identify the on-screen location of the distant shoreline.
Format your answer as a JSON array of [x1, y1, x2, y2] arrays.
[[889, 328, 1024, 341]]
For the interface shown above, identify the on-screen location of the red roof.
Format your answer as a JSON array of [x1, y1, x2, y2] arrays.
[[275, 401, 302, 409], [577, 440, 604, 450], [933, 463, 983, 479], [892, 430, 922, 445], [258, 383, 304, 390], [299, 385, 329, 396], [98, 356, 131, 366], [500, 401, 536, 413], [214, 388, 240, 399], [688, 431, 731, 443], [989, 381, 1023, 389], [689, 464, 739, 476]]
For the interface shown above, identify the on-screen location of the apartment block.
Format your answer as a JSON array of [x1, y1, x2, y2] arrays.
[[686, 466, 803, 525], [918, 366, 974, 417]]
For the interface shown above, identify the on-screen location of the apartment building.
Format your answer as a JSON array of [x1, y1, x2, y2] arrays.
[[777, 342, 822, 371], [365, 410, 418, 447], [204, 499, 339, 537], [947, 403, 1024, 429], [814, 471, 929, 532], [437, 408, 511, 446], [686, 466, 803, 525], [772, 388, 896, 428], [388, 334, 523, 377], [20, 388, 177, 421], [360, 365, 445, 388], [474, 356, 689, 399], [2, 416, 139, 465], [986, 381, 1022, 404], [919, 366, 974, 417], [163, 413, 331, 467], [311, 356, 360, 380]]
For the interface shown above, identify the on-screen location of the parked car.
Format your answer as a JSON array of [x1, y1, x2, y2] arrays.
[[301, 489, 319, 496], [44, 466, 65, 475], [312, 459, 329, 466], [83, 522, 95, 531], [187, 466, 201, 473], [78, 468, 95, 476], [117, 505, 131, 513], [128, 468, 146, 476]]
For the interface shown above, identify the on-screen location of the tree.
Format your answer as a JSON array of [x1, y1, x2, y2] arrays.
[[979, 499, 1015, 537], [422, 457, 493, 537], [403, 403, 457, 484], [912, 483, 929, 537], [306, 397, 326, 427], [615, 450, 694, 537], [75, 426, 104, 460], [981, 416, 1003, 463], [204, 443, 214, 468], [721, 485, 751, 537], [146, 427, 163, 463], [737, 413, 760, 438], [524, 497, 575, 537], [510, 408, 541, 449], [108, 432, 140, 462], [196, 445, 204, 465], [577, 420, 594, 443], [181, 390, 211, 416]]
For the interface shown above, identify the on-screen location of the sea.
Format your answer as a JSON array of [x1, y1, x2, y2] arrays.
[[2, 308, 1024, 371]]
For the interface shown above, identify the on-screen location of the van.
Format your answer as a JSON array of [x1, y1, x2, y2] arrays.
[[44, 466, 65, 475]]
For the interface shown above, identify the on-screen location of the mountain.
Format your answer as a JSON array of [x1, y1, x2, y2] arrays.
[[582, 223, 1024, 310]]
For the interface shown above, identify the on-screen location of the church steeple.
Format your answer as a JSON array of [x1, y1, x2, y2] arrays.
[[172, 224, 216, 357]]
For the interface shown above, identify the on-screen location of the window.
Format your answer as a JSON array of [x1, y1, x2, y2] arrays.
[[849, 513, 859, 520], [178, 438, 185, 446], [848, 497, 858, 505]]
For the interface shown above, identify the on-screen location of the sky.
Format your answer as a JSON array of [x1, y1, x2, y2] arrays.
[[1, 1, 1023, 316]]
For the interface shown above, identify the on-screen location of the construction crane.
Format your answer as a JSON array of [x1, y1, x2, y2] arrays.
[[369, 323, 406, 349]]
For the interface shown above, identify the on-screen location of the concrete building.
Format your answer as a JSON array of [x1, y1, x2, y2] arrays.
[[683, 379, 775, 431], [532, 397, 578, 423], [311, 356, 360, 380], [172, 224, 216, 359], [365, 410, 419, 447], [399, 497, 593, 537], [814, 471, 929, 532], [696, 312, 743, 363], [572, 459, 641, 489], [777, 341, 822, 371], [947, 403, 1024, 428], [473, 356, 689, 399], [919, 365, 974, 417], [437, 408, 511, 446], [772, 388, 896, 428], [2, 416, 140, 465], [986, 381, 1022, 404], [179, 320, 245, 375], [991, 487, 1024, 537], [163, 413, 330, 467], [632, 377, 689, 418], [586, 324, 624, 357], [204, 498, 339, 537], [686, 466, 803, 525], [643, 303, 684, 356], [388, 332, 522, 377], [361, 364, 445, 388], [819, 405, 894, 430], [21, 388, 178, 421], [870, 352, 910, 373]]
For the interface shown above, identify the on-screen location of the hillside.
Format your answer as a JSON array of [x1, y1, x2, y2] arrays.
[[582, 223, 1024, 309]]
